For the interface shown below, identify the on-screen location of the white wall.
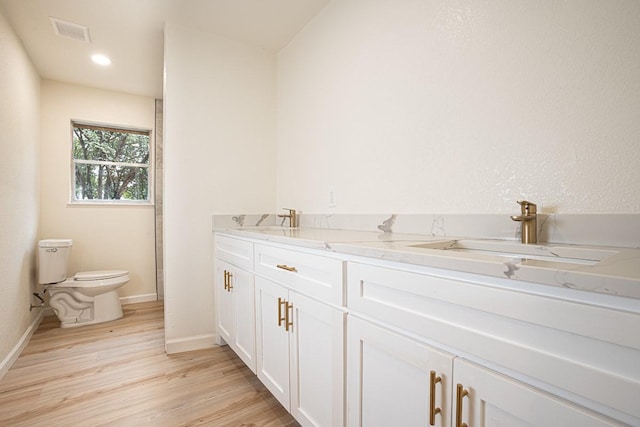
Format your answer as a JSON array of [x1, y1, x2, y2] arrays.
[[0, 9, 41, 374], [163, 21, 276, 352], [277, 0, 640, 214], [39, 80, 157, 301]]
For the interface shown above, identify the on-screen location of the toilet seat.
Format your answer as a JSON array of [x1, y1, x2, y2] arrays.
[[45, 270, 130, 292], [74, 270, 128, 281], [46, 270, 130, 299]]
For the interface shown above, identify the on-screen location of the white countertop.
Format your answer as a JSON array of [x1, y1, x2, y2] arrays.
[[215, 226, 640, 300]]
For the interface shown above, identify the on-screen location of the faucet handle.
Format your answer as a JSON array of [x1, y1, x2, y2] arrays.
[[516, 200, 537, 214]]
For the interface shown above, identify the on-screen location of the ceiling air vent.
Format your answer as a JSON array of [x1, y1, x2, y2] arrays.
[[49, 17, 91, 43]]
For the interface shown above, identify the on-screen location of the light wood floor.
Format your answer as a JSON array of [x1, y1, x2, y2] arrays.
[[0, 301, 299, 427]]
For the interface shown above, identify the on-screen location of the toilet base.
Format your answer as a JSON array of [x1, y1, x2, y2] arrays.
[[49, 288, 124, 328]]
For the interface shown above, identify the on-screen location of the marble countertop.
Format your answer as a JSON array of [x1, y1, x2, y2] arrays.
[[215, 226, 640, 300]]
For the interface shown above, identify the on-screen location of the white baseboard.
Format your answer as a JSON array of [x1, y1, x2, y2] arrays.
[[0, 310, 45, 380], [120, 293, 158, 305], [165, 333, 217, 354]]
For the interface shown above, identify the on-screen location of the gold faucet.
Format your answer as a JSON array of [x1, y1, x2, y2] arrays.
[[510, 200, 537, 244], [278, 208, 297, 228]]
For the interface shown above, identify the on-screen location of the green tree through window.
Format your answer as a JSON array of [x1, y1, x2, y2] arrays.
[[72, 123, 151, 201]]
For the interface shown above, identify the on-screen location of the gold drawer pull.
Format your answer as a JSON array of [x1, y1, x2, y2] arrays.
[[226, 271, 233, 291], [285, 301, 293, 332], [223, 270, 233, 291], [277, 297, 286, 327], [455, 383, 469, 427], [429, 371, 442, 425], [276, 264, 298, 272]]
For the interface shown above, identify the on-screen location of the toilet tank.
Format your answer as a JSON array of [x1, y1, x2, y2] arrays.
[[38, 239, 73, 284]]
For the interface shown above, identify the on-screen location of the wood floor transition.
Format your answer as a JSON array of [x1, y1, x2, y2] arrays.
[[0, 301, 299, 427]]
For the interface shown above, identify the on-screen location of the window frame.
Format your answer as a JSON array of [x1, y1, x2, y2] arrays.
[[69, 120, 154, 206]]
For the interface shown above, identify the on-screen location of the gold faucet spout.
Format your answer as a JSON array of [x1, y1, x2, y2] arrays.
[[510, 214, 536, 222], [511, 201, 537, 244], [278, 208, 297, 228]]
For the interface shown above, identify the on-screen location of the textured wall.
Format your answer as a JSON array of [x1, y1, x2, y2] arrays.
[[163, 21, 277, 351], [277, 0, 640, 214], [0, 9, 41, 373]]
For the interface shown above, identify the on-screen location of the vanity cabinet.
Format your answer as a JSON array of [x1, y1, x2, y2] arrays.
[[215, 234, 346, 426], [254, 244, 345, 427], [214, 230, 638, 426], [348, 314, 616, 427], [214, 235, 256, 372], [346, 261, 636, 426]]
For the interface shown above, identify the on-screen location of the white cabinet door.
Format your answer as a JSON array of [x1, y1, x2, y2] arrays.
[[255, 276, 345, 427], [347, 316, 454, 427], [255, 276, 291, 409], [453, 358, 620, 427], [229, 265, 256, 372], [289, 291, 345, 427], [215, 259, 234, 346], [216, 259, 256, 373]]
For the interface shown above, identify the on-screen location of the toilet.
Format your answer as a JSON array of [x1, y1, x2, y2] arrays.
[[38, 239, 129, 328]]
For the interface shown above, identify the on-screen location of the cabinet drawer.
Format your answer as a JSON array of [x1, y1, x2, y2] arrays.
[[255, 244, 344, 306], [215, 234, 254, 270]]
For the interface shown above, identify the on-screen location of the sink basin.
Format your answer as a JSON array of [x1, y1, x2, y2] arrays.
[[233, 225, 301, 234], [408, 240, 618, 266], [236, 225, 291, 230]]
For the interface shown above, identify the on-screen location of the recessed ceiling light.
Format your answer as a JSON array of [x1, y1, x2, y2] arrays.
[[91, 54, 111, 66]]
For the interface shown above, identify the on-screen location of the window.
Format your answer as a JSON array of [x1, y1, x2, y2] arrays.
[[71, 122, 151, 203]]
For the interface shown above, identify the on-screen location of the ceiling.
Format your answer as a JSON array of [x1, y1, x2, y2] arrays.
[[0, 0, 329, 98]]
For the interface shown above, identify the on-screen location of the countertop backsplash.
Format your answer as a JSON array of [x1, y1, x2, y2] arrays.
[[212, 213, 640, 249]]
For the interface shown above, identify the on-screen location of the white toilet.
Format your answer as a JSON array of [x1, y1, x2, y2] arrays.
[[38, 239, 130, 328]]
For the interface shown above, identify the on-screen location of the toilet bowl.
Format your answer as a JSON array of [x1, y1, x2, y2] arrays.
[[38, 239, 130, 328], [46, 270, 129, 328]]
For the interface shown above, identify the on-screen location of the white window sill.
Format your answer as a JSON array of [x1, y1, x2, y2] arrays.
[[67, 200, 155, 207]]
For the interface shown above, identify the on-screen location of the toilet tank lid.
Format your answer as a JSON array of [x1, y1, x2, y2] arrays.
[[39, 239, 73, 248], [74, 270, 128, 281]]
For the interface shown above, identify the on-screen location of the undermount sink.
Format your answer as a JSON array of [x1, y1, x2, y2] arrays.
[[408, 240, 618, 266], [235, 225, 296, 231]]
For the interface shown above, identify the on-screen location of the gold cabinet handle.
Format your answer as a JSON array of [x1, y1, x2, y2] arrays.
[[226, 271, 233, 291], [276, 264, 298, 273], [285, 301, 293, 332], [223, 270, 229, 290], [277, 297, 286, 327], [455, 383, 469, 427], [429, 371, 442, 425]]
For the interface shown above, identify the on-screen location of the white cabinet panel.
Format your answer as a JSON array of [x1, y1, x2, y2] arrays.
[[231, 265, 256, 372], [290, 291, 345, 427], [347, 316, 453, 427], [255, 276, 290, 408], [453, 359, 620, 427], [215, 234, 254, 270], [216, 259, 234, 345], [215, 258, 256, 372], [255, 243, 344, 305]]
